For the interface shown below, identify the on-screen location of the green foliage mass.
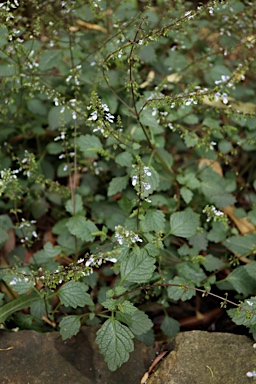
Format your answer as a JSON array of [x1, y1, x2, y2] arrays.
[[0, 0, 256, 371]]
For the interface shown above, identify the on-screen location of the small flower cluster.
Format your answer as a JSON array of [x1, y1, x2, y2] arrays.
[[87, 102, 115, 137], [115, 225, 143, 246], [203, 205, 228, 226], [131, 158, 152, 201], [0, 168, 19, 196], [215, 92, 228, 104]]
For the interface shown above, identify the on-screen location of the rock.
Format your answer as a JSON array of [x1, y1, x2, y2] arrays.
[[0, 327, 155, 384], [147, 331, 256, 384]]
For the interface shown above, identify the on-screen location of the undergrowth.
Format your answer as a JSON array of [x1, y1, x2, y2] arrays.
[[0, 0, 256, 371]]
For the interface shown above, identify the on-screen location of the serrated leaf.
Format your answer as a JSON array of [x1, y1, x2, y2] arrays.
[[0, 293, 39, 323], [77, 134, 102, 158], [144, 243, 160, 257], [117, 309, 153, 335], [65, 194, 84, 215], [224, 233, 256, 256], [200, 169, 236, 208], [202, 254, 225, 272], [224, 266, 256, 296], [96, 318, 134, 371], [160, 315, 180, 338], [143, 210, 166, 232], [59, 316, 81, 340], [118, 300, 137, 315], [30, 297, 49, 319], [244, 262, 256, 279], [115, 152, 133, 167], [107, 176, 129, 196], [66, 216, 98, 242], [176, 262, 206, 285], [167, 276, 196, 301], [58, 281, 93, 308], [188, 232, 208, 251], [177, 173, 201, 190], [3, 275, 34, 295], [102, 298, 117, 311], [207, 221, 227, 243], [39, 50, 62, 70], [120, 249, 155, 283], [43, 242, 61, 258], [48, 106, 72, 130], [228, 297, 256, 327], [180, 187, 193, 204], [170, 208, 200, 238]]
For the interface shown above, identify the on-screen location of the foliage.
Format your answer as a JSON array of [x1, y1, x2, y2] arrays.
[[0, 0, 256, 372]]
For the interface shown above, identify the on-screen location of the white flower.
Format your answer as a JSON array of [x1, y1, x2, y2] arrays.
[[215, 92, 221, 101], [144, 167, 151, 176], [132, 175, 138, 186], [247, 300, 254, 306], [89, 111, 98, 121], [105, 113, 115, 123], [143, 182, 151, 190], [102, 104, 109, 112], [222, 93, 228, 104]]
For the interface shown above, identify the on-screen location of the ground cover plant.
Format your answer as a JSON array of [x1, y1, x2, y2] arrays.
[[0, 0, 256, 373]]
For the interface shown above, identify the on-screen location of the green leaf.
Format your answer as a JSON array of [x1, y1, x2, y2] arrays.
[[30, 297, 49, 319], [170, 208, 200, 238], [177, 173, 201, 190], [244, 262, 256, 279], [0, 227, 9, 248], [143, 210, 166, 232], [228, 297, 256, 327], [207, 222, 228, 243], [183, 132, 199, 148], [160, 315, 180, 338], [200, 169, 236, 208], [117, 309, 153, 336], [120, 248, 155, 283], [144, 243, 160, 257], [188, 232, 208, 251], [95, 318, 134, 371], [0, 293, 39, 323], [65, 194, 85, 215], [167, 277, 196, 301], [224, 233, 256, 256], [66, 216, 98, 242], [135, 329, 155, 346], [48, 106, 72, 130], [180, 187, 193, 204], [118, 300, 137, 315], [39, 50, 62, 70], [107, 176, 129, 196], [202, 254, 225, 272], [58, 281, 93, 308], [115, 152, 133, 167], [3, 275, 34, 295], [224, 266, 256, 296], [176, 262, 206, 285], [59, 316, 81, 340], [43, 242, 61, 258], [77, 134, 102, 158]]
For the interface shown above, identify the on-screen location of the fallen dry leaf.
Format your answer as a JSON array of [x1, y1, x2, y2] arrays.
[[74, 19, 107, 33], [198, 158, 223, 176], [222, 206, 256, 235]]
